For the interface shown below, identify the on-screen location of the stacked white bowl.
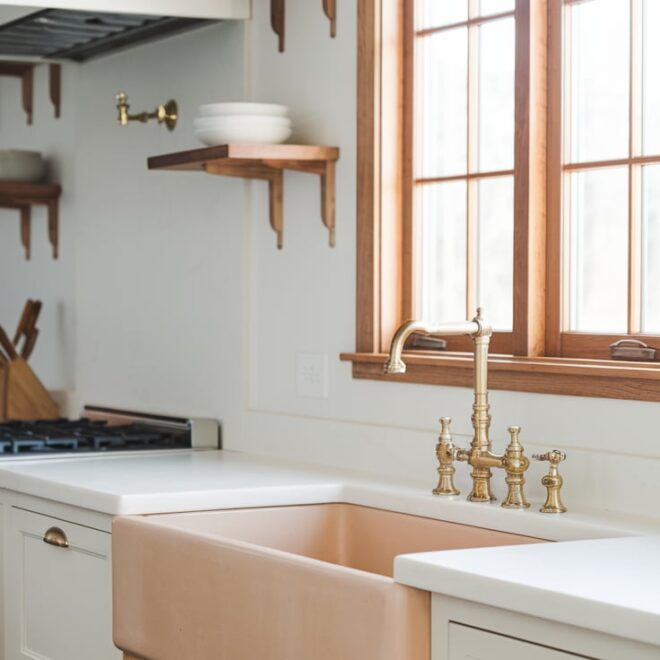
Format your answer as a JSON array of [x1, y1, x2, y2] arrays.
[[194, 102, 292, 146]]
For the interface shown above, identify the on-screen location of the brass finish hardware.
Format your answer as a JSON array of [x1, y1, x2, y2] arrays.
[[386, 309, 511, 502], [43, 526, 69, 548], [501, 426, 530, 509], [609, 338, 656, 361], [116, 92, 178, 131], [533, 450, 567, 513], [433, 417, 460, 496]]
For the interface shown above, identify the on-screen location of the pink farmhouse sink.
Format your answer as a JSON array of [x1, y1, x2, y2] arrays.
[[113, 504, 543, 660]]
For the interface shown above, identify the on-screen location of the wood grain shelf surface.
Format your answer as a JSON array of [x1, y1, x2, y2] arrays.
[[148, 144, 340, 249], [148, 144, 339, 171], [0, 181, 62, 260]]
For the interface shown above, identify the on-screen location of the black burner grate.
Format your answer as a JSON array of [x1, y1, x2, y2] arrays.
[[0, 418, 190, 455]]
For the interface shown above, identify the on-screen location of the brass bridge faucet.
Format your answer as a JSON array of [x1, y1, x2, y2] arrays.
[[115, 91, 178, 131], [385, 309, 553, 509]]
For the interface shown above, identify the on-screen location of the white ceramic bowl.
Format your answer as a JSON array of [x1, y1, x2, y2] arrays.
[[193, 115, 292, 130], [195, 125, 292, 146], [0, 150, 45, 182], [198, 102, 289, 118]]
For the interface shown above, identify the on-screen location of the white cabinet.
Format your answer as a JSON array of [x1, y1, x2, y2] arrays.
[[433, 595, 660, 660], [448, 624, 584, 660], [4, 505, 119, 660]]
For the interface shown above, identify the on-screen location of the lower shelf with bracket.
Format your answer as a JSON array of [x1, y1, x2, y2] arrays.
[[0, 182, 61, 259]]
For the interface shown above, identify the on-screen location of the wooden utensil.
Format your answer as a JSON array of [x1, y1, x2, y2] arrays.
[[20, 300, 41, 354], [0, 326, 18, 360], [21, 328, 39, 361], [13, 299, 33, 345]]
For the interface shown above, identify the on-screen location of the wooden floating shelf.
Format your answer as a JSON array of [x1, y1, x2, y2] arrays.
[[0, 182, 62, 259], [148, 144, 340, 249]]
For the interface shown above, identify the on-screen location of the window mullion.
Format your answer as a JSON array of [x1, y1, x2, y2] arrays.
[[627, 0, 642, 334], [466, 0, 479, 319]]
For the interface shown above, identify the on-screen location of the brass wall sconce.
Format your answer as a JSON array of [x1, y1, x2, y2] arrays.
[[115, 91, 178, 130]]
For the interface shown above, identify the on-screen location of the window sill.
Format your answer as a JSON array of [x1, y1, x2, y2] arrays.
[[339, 351, 660, 402]]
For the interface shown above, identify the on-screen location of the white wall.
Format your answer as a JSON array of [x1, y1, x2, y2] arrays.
[[0, 64, 78, 391], [1, 1, 659, 520]]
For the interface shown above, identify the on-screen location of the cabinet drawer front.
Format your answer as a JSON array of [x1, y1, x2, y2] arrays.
[[449, 624, 596, 660], [5, 507, 120, 660]]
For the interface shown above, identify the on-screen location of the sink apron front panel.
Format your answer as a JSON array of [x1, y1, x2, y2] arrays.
[[113, 504, 543, 660]]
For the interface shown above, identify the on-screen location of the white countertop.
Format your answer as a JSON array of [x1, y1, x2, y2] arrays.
[[395, 536, 660, 647], [2, 448, 660, 647], [0, 449, 657, 540]]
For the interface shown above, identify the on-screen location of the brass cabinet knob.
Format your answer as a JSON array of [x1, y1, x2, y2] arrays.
[[533, 450, 567, 513], [43, 526, 69, 548]]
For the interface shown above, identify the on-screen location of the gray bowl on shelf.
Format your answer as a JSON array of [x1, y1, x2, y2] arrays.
[[0, 150, 45, 183]]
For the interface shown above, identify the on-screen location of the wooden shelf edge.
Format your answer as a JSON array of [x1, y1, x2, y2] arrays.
[[148, 144, 339, 171], [340, 351, 660, 401], [0, 182, 61, 200]]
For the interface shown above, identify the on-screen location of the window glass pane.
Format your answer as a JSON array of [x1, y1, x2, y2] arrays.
[[477, 176, 514, 330], [416, 28, 468, 178], [478, 0, 515, 17], [567, 168, 628, 333], [478, 17, 515, 172], [642, 165, 660, 333], [416, 1, 468, 30], [568, 0, 629, 163], [642, 0, 660, 156], [419, 181, 467, 323]]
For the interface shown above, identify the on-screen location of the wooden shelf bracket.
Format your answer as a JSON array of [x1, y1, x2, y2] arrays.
[[271, 0, 285, 52], [0, 183, 61, 260], [323, 0, 337, 38], [0, 62, 34, 125], [49, 64, 62, 119], [0, 60, 62, 123], [270, 0, 337, 51], [148, 144, 339, 250]]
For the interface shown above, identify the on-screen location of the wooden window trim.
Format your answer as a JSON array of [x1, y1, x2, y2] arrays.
[[348, 0, 660, 402]]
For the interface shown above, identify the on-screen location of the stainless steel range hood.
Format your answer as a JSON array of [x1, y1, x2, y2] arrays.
[[0, 1, 250, 62]]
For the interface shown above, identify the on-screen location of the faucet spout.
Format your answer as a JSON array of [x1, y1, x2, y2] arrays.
[[385, 308, 497, 501]]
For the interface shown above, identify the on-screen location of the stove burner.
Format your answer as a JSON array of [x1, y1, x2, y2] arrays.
[[0, 418, 190, 455]]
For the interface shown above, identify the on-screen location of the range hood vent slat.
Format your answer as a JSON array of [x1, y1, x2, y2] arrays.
[[0, 8, 213, 61]]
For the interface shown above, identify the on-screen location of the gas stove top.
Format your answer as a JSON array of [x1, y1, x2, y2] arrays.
[[0, 406, 219, 458]]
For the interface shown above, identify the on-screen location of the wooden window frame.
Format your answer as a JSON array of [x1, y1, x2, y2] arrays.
[[547, 0, 660, 360], [341, 0, 660, 402]]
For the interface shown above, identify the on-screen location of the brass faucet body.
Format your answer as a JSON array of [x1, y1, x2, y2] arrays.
[[116, 91, 178, 131], [385, 309, 512, 503]]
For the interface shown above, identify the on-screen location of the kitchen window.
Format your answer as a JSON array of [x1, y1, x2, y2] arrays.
[[343, 0, 660, 401]]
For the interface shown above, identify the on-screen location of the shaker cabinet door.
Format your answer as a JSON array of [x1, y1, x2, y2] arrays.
[[448, 623, 593, 660], [4, 507, 120, 660]]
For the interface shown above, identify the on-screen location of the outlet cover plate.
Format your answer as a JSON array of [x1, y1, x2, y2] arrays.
[[296, 353, 328, 399]]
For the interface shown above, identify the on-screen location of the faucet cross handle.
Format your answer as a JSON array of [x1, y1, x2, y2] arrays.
[[432, 417, 460, 496], [533, 450, 567, 513], [501, 425, 530, 509]]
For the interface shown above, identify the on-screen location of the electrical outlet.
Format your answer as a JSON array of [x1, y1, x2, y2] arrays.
[[296, 353, 329, 399]]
